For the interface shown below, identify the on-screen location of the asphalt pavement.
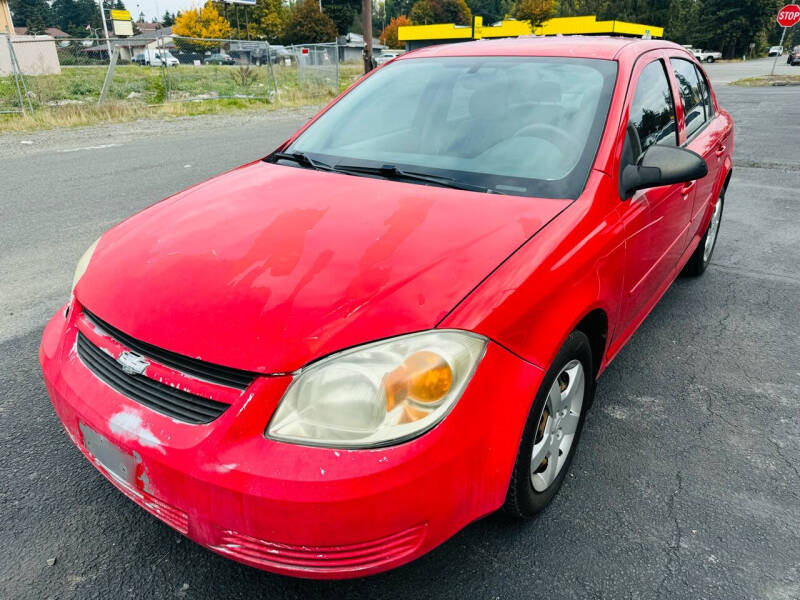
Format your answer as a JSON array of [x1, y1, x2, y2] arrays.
[[1, 76, 799, 599], [703, 55, 799, 84]]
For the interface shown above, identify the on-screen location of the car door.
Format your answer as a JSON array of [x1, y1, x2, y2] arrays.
[[669, 57, 725, 244], [616, 54, 695, 336]]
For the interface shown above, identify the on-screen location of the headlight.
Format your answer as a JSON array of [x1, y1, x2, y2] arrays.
[[72, 238, 100, 293], [267, 330, 487, 448]]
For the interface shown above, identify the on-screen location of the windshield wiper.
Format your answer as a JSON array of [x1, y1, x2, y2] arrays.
[[269, 151, 334, 172], [334, 163, 491, 193]]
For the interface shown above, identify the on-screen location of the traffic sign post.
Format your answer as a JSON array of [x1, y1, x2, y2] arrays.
[[772, 4, 800, 74], [96, 0, 111, 59]]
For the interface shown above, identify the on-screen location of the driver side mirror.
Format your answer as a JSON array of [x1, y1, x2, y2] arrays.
[[620, 128, 708, 199]]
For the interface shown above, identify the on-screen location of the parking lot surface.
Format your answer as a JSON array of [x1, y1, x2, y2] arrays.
[[704, 55, 799, 83], [1, 75, 799, 598]]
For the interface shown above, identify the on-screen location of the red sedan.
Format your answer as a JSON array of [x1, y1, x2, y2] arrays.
[[41, 37, 733, 578]]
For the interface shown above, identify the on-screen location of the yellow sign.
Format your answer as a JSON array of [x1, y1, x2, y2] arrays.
[[110, 9, 131, 21], [399, 15, 663, 42], [473, 16, 483, 40]]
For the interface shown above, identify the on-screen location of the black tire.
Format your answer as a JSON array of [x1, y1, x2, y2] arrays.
[[706, 56, 714, 63], [682, 193, 724, 277], [502, 331, 594, 518]]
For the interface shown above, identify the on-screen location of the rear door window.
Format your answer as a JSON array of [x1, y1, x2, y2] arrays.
[[670, 58, 707, 139]]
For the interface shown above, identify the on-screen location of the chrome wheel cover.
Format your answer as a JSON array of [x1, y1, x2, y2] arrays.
[[530, 360, 585, 492], [703, 198, 723, 264]]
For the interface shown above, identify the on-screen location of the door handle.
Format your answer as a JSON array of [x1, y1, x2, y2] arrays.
[[715, 144, 726, 156], [681, 181, 696, 196]]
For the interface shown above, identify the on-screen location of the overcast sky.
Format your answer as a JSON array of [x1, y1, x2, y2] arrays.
[[129, 0, 197, 21]]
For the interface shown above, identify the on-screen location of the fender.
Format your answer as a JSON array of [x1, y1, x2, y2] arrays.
[[440, 170, 626, 377]]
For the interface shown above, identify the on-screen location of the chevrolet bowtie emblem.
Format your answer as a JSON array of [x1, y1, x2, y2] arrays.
[[116, 351, 149, 375]]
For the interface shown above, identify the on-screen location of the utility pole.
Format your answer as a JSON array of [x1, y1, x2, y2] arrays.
[[362, 0, 373, 74], [97, 0, 112, 58]]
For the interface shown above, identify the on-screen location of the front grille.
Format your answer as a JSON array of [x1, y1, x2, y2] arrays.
[[83, 309, 256, 390], [77, 333, 230, 424]]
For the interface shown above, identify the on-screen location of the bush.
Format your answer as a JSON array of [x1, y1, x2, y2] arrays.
[[148, 76, 167, 104], [230, 65, 259, 88]]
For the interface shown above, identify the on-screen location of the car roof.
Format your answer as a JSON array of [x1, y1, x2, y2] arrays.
[[400, 36, 685, 61]]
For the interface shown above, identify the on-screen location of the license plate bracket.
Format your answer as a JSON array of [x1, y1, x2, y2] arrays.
[[79, 422, 137, 488]]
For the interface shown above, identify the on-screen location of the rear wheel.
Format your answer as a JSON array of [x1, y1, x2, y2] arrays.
[[503, 331, 594, 518], [706, 56, 715, 63], [682, 193, 724, 276]]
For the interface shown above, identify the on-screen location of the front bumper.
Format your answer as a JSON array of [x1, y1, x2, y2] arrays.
[[40, 304, 544, 579]]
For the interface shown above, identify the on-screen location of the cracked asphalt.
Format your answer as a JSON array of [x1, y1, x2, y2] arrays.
[[1, 79, 799, 599]]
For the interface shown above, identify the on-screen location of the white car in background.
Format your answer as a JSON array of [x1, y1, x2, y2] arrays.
[[133, 49, 180, 67], [375, 51, 402, 66], [768, 46, 784, 57], [692, 48, 722, 63]]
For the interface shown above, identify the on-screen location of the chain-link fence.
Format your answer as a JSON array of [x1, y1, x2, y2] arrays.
[[1, 34, 351, 117], [291, 43, 339, 89]]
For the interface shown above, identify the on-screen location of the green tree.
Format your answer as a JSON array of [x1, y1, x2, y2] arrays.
[[284, 0, 338, 43], [666, 0, 702, 45], [556, 0, 609, 17], [410, 0, 435, 22], [694, 0, 778, 58], [350, 10, 363, 32], [410, 0, 472, 24], [386, 0, 416, 20], [244, 0, 290, 41], [161, 10, 176, 26], [465, 0, 513, 24], [325, 0, 362, 34], [10, 0, 53, 33], [52, 0, 101, 36]]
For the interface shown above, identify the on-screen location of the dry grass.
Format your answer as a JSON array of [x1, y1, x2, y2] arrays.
[[0, 99, 268, 131], [0, 62, 364, 132], [729, 74, 800, 86]]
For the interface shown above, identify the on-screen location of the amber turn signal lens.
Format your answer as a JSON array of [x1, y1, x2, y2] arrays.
[[384, 351, 453, 419]]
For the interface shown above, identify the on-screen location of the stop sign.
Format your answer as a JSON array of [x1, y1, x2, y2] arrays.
[[777, 4, 800, 27]]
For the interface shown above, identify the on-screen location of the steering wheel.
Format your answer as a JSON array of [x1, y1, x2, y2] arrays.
[[512, 123, 581, 163]]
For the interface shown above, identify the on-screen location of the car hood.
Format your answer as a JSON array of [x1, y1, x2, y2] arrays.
[[77, 161, 570, 373]]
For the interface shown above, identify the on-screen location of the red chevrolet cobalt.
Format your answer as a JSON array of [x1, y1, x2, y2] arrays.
[[41, 37, 733, 578]]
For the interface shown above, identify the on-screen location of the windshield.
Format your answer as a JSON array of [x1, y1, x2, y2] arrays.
[[285, 56, 617, 198]]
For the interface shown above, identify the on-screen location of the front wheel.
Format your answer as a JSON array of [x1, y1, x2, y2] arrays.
[[503, 331, 594, 518], [682, 193, 724, 276]]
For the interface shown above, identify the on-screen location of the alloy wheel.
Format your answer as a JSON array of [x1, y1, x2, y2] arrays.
[[530, 360, 585, 492], [703, 197, 723, 264]]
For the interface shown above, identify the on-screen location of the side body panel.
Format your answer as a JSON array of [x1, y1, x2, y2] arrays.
[[614, 51, 695, 339], [671, 57, 735, 244]]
